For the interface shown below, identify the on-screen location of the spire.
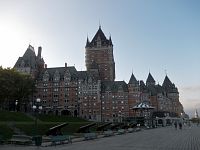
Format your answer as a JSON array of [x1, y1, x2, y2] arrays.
[[195, 109, 199, 118], [86, 36, 90, 47], [99, 20, 101, 29], [109, 35, 113, 46], [128, 73, 137, 84], [146, 72, 155, 86], [89, 26, 110, 47], [162, 75, 172, 87], [162, 75, 178, 93]]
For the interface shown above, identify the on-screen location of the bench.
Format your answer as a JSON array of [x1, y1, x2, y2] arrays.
[[117, 129, 125, 135], [103, 130, 114, 137], [135, 127, 141, 132], [9, 135, 32, 145], [127, 128, 134, 133], [84, 133, 97, 140], [51, 135, 72, 146]]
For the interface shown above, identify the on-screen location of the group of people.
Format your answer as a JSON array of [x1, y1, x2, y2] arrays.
[[174, 122, 182, 130]]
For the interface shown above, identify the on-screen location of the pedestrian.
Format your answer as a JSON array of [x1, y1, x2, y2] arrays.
[[179, 122, 182, 130], [174, 122, 177, 130]]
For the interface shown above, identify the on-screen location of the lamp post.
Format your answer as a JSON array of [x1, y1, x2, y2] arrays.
[[15, 100, 18, 112], [32, 98, 42, 135]]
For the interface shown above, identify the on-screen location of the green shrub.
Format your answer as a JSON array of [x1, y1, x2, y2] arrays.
[[0, 124, 13, 140]]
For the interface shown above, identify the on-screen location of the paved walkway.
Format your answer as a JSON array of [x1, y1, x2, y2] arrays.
[[1, 126, 200, 150]]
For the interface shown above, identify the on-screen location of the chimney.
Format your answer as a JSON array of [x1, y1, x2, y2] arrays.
[[65, 63, 67, 67], [37, 46, 42, 58]]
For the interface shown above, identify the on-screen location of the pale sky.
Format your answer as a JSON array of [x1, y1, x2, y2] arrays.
[[0, 0, 200, 117]]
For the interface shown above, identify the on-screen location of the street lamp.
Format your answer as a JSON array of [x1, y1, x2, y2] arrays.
[[15, 100, 18, 112], [32, 98, 42, 135]]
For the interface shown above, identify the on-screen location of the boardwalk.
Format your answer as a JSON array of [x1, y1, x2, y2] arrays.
[[1, 126, 200, 150]]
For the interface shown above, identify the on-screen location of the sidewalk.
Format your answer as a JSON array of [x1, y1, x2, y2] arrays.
[[1, 126, 200, 150]]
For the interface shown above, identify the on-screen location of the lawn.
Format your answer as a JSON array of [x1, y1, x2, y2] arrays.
[[0, 111, 33, 122], [0, 111, 91, 139], [38, 114, 88, 122]]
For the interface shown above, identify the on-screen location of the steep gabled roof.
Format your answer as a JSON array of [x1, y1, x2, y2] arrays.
[[146, 73, 155, 86], [77, 70, 100, 81], [14, 45, 37, 69], [162, 75, 178, 93], [101, 81, 128, 93], [128, 73, 138, 84], [37, 66, 78, 81], [162, 75, 173, 88], [91, 27, 107, 43], [86, 26, 112, 47]]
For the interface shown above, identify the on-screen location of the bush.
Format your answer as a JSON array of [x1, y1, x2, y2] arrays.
[[0, 124, 13, 140]]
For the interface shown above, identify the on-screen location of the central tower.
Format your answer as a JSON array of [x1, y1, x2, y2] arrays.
[[85, 26, 115, 81]]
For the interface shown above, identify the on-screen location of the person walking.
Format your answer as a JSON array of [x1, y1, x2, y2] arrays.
[[174, 122, 177, 130], [179, 122, 182, 130]]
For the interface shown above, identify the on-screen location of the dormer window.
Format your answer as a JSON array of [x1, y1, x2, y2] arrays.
[[64, 70, 71, 82], [43, 70, 49, 82], [54, 70, 60, 81], [88, 77, 92, 83], [20, 60, 25, 67]]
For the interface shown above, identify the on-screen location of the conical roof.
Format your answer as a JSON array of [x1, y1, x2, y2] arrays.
[[146, 73, 155, 85], [162, 75, 178, 93], [128, 73, 137, 84], [162, 75, 173, 87]]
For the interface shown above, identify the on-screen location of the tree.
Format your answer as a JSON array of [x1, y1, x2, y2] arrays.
[[0, 67, 35, 111]]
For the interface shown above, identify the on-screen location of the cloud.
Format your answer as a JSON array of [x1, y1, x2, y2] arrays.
[[179, 85, 200, 117], [181, 86, 200, 93]]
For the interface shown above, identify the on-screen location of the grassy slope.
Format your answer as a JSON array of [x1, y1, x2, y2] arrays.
[[0, 111, 90, 139], [0, 111, 33, 122]]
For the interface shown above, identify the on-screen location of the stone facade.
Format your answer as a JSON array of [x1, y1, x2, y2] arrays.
[[14, 26, 184, 122]]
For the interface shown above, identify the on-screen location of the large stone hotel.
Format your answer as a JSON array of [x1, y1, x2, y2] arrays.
[[14, 26, 184, 122]]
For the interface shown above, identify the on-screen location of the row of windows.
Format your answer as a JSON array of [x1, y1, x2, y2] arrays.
[[42, 88, 78, 92], [102, 101, 127, 104], [102, 95, 128, 98], [83, 103, 97, 106], [102, 106, 126, 110]]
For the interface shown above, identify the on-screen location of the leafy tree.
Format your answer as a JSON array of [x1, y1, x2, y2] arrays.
[[0, 67, 35, 111]]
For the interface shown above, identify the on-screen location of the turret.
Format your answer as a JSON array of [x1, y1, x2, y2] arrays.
[[146, 73, 155, 86]]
